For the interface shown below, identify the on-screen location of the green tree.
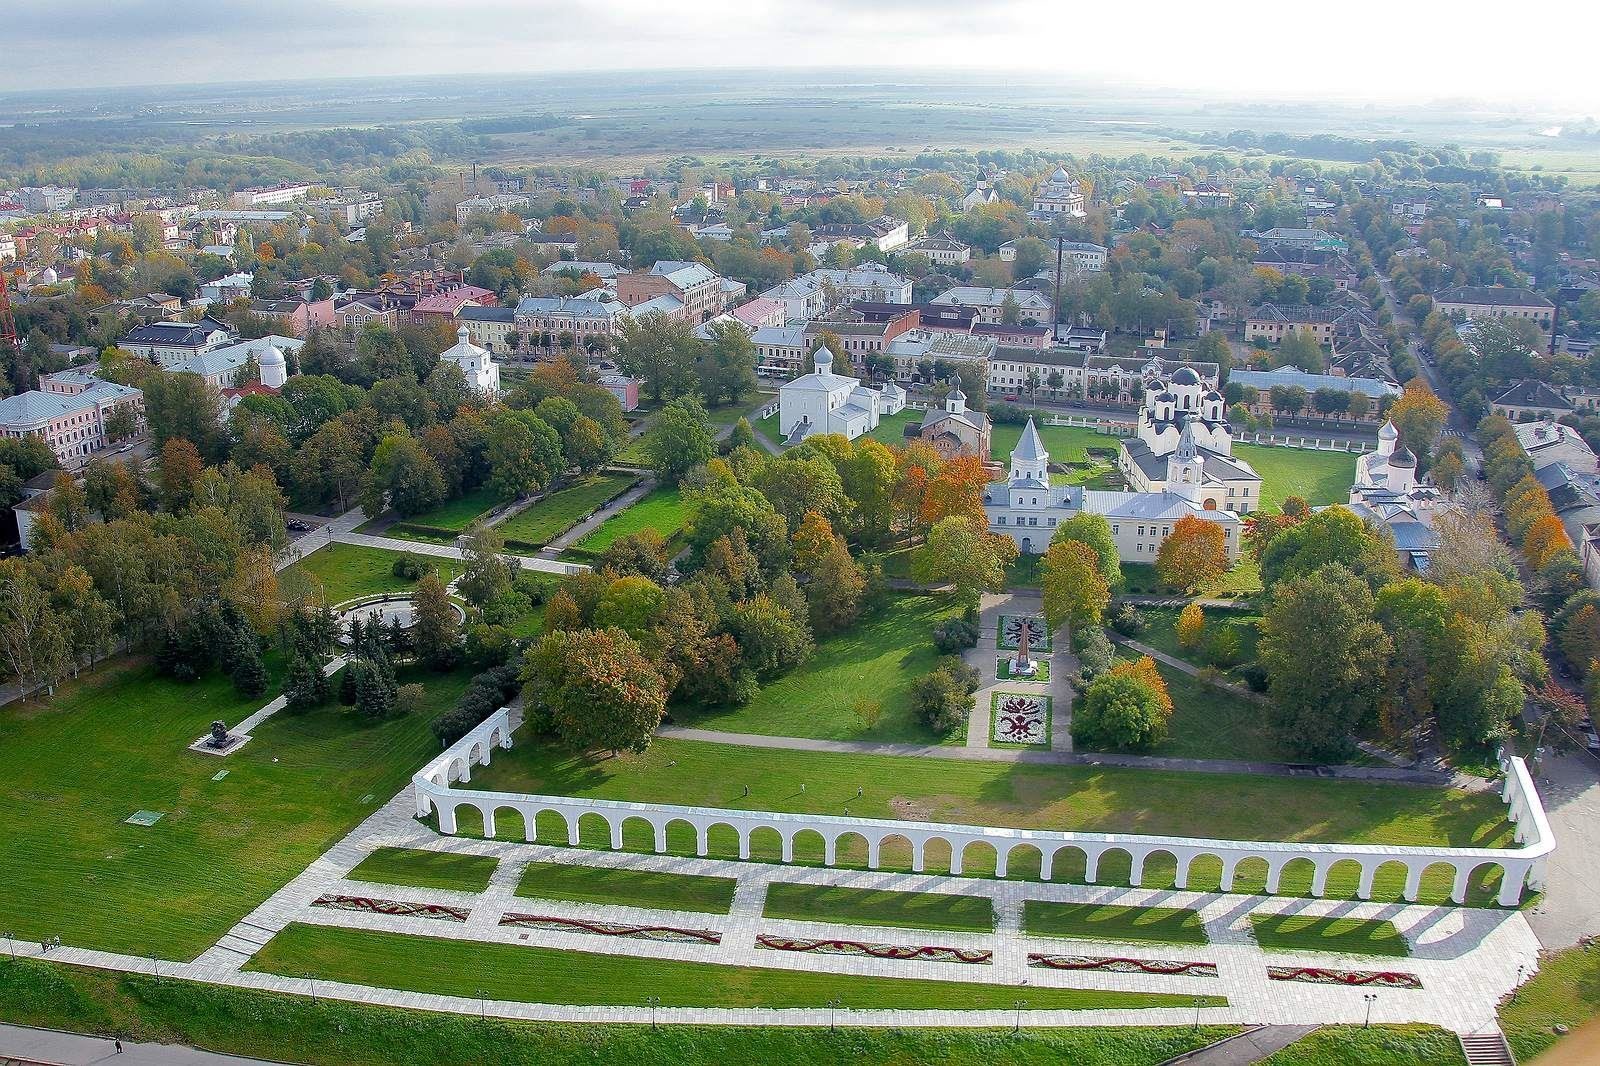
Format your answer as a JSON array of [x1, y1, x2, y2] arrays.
[[645, 396, 715, 485], [411, 573, 461, 670], [1258, 506, 1398, 592], [616, 312, 701, 403], [521, 627, 667, 754], [1259, 563, 1393, 761], [702, 320, 757, 406], [361, 431, 446, 518], [1041, 538, 1111, 640], [1049, 513, 1120, 591], [283, 649, 329, 713], [1072, 659, 1172, 750], [912, 516, 1018, 615], [485, 410, 564, 499]]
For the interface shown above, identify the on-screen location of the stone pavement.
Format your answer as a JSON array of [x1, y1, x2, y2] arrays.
[[538, 475, 656, 555], [124, 778, 1538, 1036], [1171, 1025, 1320, 1065], [0, 1023, 282, 1066], [962, 591, 1074, 753], [1523, 750, 1600, 948], [329, 530, 584, 576]]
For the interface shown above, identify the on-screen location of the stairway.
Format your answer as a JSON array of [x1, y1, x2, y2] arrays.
[[1458, 1030, 1515, 1066]]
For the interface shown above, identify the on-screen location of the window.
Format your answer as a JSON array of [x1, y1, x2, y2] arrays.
[[997, 516, 1006, 525], [1137, 526, 1145, 536], [1136, 543, 1143, 553]]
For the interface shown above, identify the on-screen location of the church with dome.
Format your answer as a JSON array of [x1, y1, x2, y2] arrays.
[[1346, 419, 1441, 570], [777, 346, 904, 444], [1031, 167, 1087, 219], [438, 325, 501, 394], [1117, 366, 1262, 514], [983, 415, 1243, 562]]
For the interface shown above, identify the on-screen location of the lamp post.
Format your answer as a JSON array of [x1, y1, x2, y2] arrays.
[[1013, 999, 1027, 1036], [477, 988, 487, 1021], [2, 932, 12, 961], [646, 995, 661, 1031], [1363, 993, 1377, 1028], [305, 974, 317, 1004], [827, 998, 841, 1032]]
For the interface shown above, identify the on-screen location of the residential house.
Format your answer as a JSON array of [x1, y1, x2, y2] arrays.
[[901, 234, 971, 265], [455, 194, 529, 225], [0, 370, 143, 466], [616, 261, 724, 323], [121, 317, 237, 367], [1492, 380, 1573, 422], [930, 286, 1052, 325], [409, 284, 497, 326], [1434, 285, 1555, 335], [247, 297, 333, 337]]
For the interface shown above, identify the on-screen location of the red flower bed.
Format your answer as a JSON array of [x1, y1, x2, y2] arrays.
[[311, 894, 469, 922], [1028, 953, 1217, 978], [1267, 965, 1422, 989], [758, 934, 991, 965], [499, 912, 721, 944]]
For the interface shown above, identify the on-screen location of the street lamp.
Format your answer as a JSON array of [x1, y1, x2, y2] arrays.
[[1013, 999, 1027, 1036], [1363, 993, 1377, 1028], [1194, 995, 1205, 1032], [305, 974, 317, 1004], [2, 932, 12, 961], [827, 998, 841, 1032], [477, 988, 487, 1021], [646, 995, 661, 1031]]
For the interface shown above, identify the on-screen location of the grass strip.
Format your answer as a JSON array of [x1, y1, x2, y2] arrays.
[[346, 848, 499, 895], [1022, 902, 1208, 947], [1249, 914, 1409, 958], [763, 884, 994, 934], [515, 862, 736, 915]]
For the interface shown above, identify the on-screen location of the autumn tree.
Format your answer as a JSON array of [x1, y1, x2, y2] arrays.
[[159, 437, 204, 513], [912, 515, 1018, 615], [1155, 515, 1228, 592], [1387, 378, 1449, 464], [1040, 538, 1110, 641], [1050, 512, 1121, 591], [412, 573, 461, 670], [1176, 602, 1205, 651], [1523, 515, 1572, 571], [522, 627, 668, 755], [1071, 656, 1173, 750]]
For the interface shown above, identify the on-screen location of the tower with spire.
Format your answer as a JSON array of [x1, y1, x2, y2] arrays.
[[1009, 417, 1050, 484], [1167, 417, 1205, 503]]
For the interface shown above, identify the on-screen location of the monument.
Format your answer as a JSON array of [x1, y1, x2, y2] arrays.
[[206, 720, 231, 749], [1010, 617, 1037, 678]]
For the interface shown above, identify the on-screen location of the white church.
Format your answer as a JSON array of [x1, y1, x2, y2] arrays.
[[1118, 367, 1262, 513], [984, 415, 1243, 562], [1346, 419, 1441, 570], [438, 325, 501, 395], [778, 346, 905, 445]]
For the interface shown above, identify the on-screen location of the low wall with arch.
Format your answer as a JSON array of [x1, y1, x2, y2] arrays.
[[414, 710, 1553, 908]]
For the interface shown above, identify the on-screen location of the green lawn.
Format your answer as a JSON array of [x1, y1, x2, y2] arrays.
[[1022, 902, 1208, 946], [671, 594, 965, 743], [570, 484, 691, 555], [866, 409, 922, 446], [1248, 914, 1410, 958], [346, 847, 499, 895], [495, 474, 640, 550], [460, 736, 1517, 904], [248, 924, 1213, 1011], [1233, 443, 1356, 510], [516, 861, 736, 914], [1262, 1025, 1468, 1066], [763, 884, 994, 933], [389, 485, 508, 535], [1131, 607, 1262, 670], [0, 961, 1239, 1066], [1500, 941, 1600, 1061], [989, 422, 1120, 465], [289, 543, 465, 606], [0, 658, 475, 960]]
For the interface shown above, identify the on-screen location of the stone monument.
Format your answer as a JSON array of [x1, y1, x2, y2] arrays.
[[1010, 617, 1037, 678], [206, 721, 231, 749]]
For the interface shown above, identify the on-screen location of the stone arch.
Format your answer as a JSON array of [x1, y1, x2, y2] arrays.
[[1092, 847, 1134, 886], [575, 811, 613, 849], [618, 815, 657, 854], [1045, 845, 1089, 884], [1458, 859, 1507, 906], [1226, 856, 1270, 895], [1410, 859, 1461, 903], [952, 839, 997, 878], [448, 802, 486, 839], [491, 805, 528, 843], [467, 740, 485, 765], [1365, 859, 1413, 902], [531, 808, 570, 846], [1003, 842, 1045, 881], [446, 756, 470, 785], [919, 836, 955, 875], [747, 825, 785, 864], [1321, 858, 1366, 899], [704, 822, 742, 861], [829, 831, 871, 869], [662, 817, 700, 858], [1135, 848, 1180, 889], [1181, 853, 1225, 893], [873, 833, 916, 873], [788, 828, 827, 865], [1270, 856, 1318, 897]]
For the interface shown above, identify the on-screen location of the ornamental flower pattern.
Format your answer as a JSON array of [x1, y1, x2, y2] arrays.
[[499, 912, 721, 944], [1028, 953, 1218, 978], [993, 693, 1048, 745], [1267, 966, 1423, 990], [759, 934, 992, 965], [312, 894, 469, 922], [998, 615, 1050, 652]]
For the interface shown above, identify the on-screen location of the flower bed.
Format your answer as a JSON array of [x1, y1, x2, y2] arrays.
[[311, 894, 469, 922], [991, 692, 1052, 748], [998, 615, 1051, 652], [1266, 965, 1423, 990], [757, 934, 991, 965], [1028, 953, 1218, 978], [996, 657, 1050, 682], [499, 911, 721, 944]]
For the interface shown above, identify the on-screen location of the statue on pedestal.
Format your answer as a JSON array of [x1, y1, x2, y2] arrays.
[[207, 721, 231, 749], [1011, 618, 1037, 678]]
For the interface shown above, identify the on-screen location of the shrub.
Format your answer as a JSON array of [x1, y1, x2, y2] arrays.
[[1108, 602, 1146, 636], [1176, 603, 1205, 651], [1071, 657, 1172, 750], [391, 554, 429, 580], [911, 656, 981, 735], [1238, 662, 1269, 692], [932, 617, 979, 653], [1073, 625, 1114, 680], [1203, 626, 1242, 668]]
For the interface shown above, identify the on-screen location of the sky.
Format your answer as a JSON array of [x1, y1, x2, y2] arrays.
[[5, 0, 1599, 113]]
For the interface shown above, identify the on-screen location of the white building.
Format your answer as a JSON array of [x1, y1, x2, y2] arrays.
[[984, 417, 1242, 560], [438, 326, 501, 395], [171, 335, 305, 390], [19, 186, 76, 213], [456, 194, 530, 225], [930, 286, 1052, 325], [1118, 368, 1262, 513], [778, 347, 891, 443], [1345, 419, 1443, 570], [121, 317, 238, 367], [1031, 167, 1086, 219], [962, 184, 999, 211], [760, 265, 912, 322]]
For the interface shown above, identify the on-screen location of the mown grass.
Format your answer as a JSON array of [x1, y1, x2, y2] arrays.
[[1232, 442, 1356, 510], [1500, 941, 1600, 1061], [496, 474, 639, 549], [515, 862, 737, 914], [0, 958, 1239, 1066], [0, 658, 474, 960], [1022, 902, 1208, 947], [346, 847, 500, 895], [1261, 1025, 1467, 1065], [458, 736, 1517, 905], [571, 484, 691, 555], [762, 884, 994, 933], [247, 924, 1218, 1011], [1248, 914, 1410, 958], [671, 594, 965, 743], [289, 542, 464, 605], [389, 485, 508, 534]]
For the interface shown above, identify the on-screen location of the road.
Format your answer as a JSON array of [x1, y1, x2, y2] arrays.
[[1376, 274, 1481, 464], [0, 1022, 280, 1066]]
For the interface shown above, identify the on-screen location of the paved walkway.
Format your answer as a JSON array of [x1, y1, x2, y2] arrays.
[[1170, 1025, 1320, 1065], [961, 592, 1074, 752], [229, 657, 348, 736], [539, 474, 656, 555], [1524, 750, 1600, 948], [0, 1023, 281, 1066], [329, 530, 585, 576], [69, 776, 1535, 1036]]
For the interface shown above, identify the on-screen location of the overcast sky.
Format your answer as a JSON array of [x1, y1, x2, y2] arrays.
[[6, 0, 1599, 112]]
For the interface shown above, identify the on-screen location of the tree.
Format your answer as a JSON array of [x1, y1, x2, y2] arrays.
[[805, 536, 865, 636], [726, 594, 814, 678], [457, 523, 518, 607], [701, 320, 757, 406], [1050, 513, 1120, 591], [231, 630, 269, 698], [1259, 563, 1392, 761], [562, 414, 612, 475], [1258, 506, 1397, 591], [1176, 602, 1205, 650], [1523, 515, 1572, 571], [0, 562, 71, 696], [412, 573, 460, 670], [645, 395, 716, 485], [283, 649, 330, 713], [1388, 378, 1449, 464], [912, 516, 1018, 615], [522, 627, 667, 754], [1041, 538, 1111, 641], [485, 410, 564, 499], [617, 312, 701, 403], [361, 431, 446, 518], [1155, 515, 1228, 592], [911, 656, 981, 735], [1072, 657, 1173, 750]]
